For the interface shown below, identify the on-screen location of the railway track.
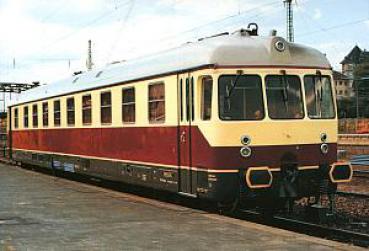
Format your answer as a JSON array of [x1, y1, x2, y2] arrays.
[[235, 209, 369, 248], [353, 170, 369, 179], [350, 155, 369, 166], [9, 162, 369, 248], [337, 190, 369, 199], [347, 154, 369, 178]]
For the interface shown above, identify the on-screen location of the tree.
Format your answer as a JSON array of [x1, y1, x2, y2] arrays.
[[353, 63, 369, 118], [354, 62, 369, 79]]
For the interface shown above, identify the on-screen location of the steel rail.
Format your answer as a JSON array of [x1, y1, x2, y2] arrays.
[[336, 191, 369, 199], [353, 170, 369, 179], [236, 209, 369, 248]]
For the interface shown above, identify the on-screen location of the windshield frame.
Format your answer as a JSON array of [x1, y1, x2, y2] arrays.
[[218, 74, 265, 121], [303, 74, 336, 120]]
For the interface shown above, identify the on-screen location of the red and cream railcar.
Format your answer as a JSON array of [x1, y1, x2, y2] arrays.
[[8, 27, 352, 205]]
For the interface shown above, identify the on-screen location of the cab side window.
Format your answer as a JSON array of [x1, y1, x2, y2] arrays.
[[201, 76, 213, 120]]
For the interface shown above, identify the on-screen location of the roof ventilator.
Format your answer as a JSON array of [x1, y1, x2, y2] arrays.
[[269, 29, 277, 36]]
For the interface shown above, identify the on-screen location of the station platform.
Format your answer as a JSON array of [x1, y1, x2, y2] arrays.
[[0, 163, 364, 250]]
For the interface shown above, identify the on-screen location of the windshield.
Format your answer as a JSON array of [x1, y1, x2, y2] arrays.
[[266, 75, 304, 119], [304, 75, 335, 119], [218, 75, 264, 120]]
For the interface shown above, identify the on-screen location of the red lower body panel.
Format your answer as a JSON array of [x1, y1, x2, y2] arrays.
[[11, 126, 337, 170]]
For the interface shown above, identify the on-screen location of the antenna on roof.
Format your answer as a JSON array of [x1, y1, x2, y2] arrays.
[[86, 40, 94, 71]]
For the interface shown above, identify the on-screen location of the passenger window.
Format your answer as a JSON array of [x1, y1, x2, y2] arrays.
[[14, 108, 19, 129], [23, 106, 29, 128], [148, 83, 165, 123], [32, 104, 38, 128], [219, 75, 264, 120], [122, 88, 135, 123], [201, 76, 213, 120], [82, 95, 92, 125], [67, 98, 75, 126], [54, 100, 61, 126], [101, 92, 112, 124], [42, 102, 48, 127]]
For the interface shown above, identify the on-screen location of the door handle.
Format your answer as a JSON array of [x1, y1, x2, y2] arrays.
[[180, 131, 186, 143]]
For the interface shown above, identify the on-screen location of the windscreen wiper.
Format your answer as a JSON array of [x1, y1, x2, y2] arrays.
[[317, 77, 323, 117], [226, 70, 243, 98], [281, 74, 289, 112]]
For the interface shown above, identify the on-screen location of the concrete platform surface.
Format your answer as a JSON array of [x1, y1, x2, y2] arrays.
[[0, 163, 363, 251]]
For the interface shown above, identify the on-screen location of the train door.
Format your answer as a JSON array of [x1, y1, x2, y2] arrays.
[[178, 73, 196, 196]]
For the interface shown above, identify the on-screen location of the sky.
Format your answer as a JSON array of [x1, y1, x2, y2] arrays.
[[0, 0, 368, 85]]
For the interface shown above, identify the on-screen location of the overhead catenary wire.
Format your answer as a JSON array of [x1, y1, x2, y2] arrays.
[[121, 0, 282, 59], [24, 1, 281, 62], [296, 18, 369, 38], [25, 0, 134, 73], [294, 2, 344, 59], [21, 0, 284, 78], [39, 0, 71, 23], [153, 0, 280, 44], [5, 0, 368, 86], [104, 0, 136, 64], [40, 0, 133, 53]]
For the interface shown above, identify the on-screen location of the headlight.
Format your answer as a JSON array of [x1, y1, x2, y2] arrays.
[[241, 135, 251, 145], [320, 133, 327, 142], [240, 146, 252, 158], [275, 40, 285, 52], [321, 143, 329, 155]]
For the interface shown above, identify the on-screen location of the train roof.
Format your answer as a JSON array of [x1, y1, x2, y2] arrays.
[[12, 29, 332, 106]]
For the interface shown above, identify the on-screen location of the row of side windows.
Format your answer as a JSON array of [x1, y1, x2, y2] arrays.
[[13, 83, 166, 129]]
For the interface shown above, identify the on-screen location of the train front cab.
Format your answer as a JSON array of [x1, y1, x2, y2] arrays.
[[188, 67, 353, 204]]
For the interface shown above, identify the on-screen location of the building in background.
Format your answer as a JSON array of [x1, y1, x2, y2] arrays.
[[337, 46, 369, 132], [333, 70, 352, 100], [340, 45, 369, 77]]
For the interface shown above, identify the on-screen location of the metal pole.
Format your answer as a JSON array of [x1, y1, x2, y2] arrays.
[[284, 0, 294, 42], [356, 80, 359, 132], [86, 40, 93, 71], [355, 79, 363, 132]]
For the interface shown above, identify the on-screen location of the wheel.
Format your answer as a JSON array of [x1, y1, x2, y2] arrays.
[[217, 196, 239, 214]]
